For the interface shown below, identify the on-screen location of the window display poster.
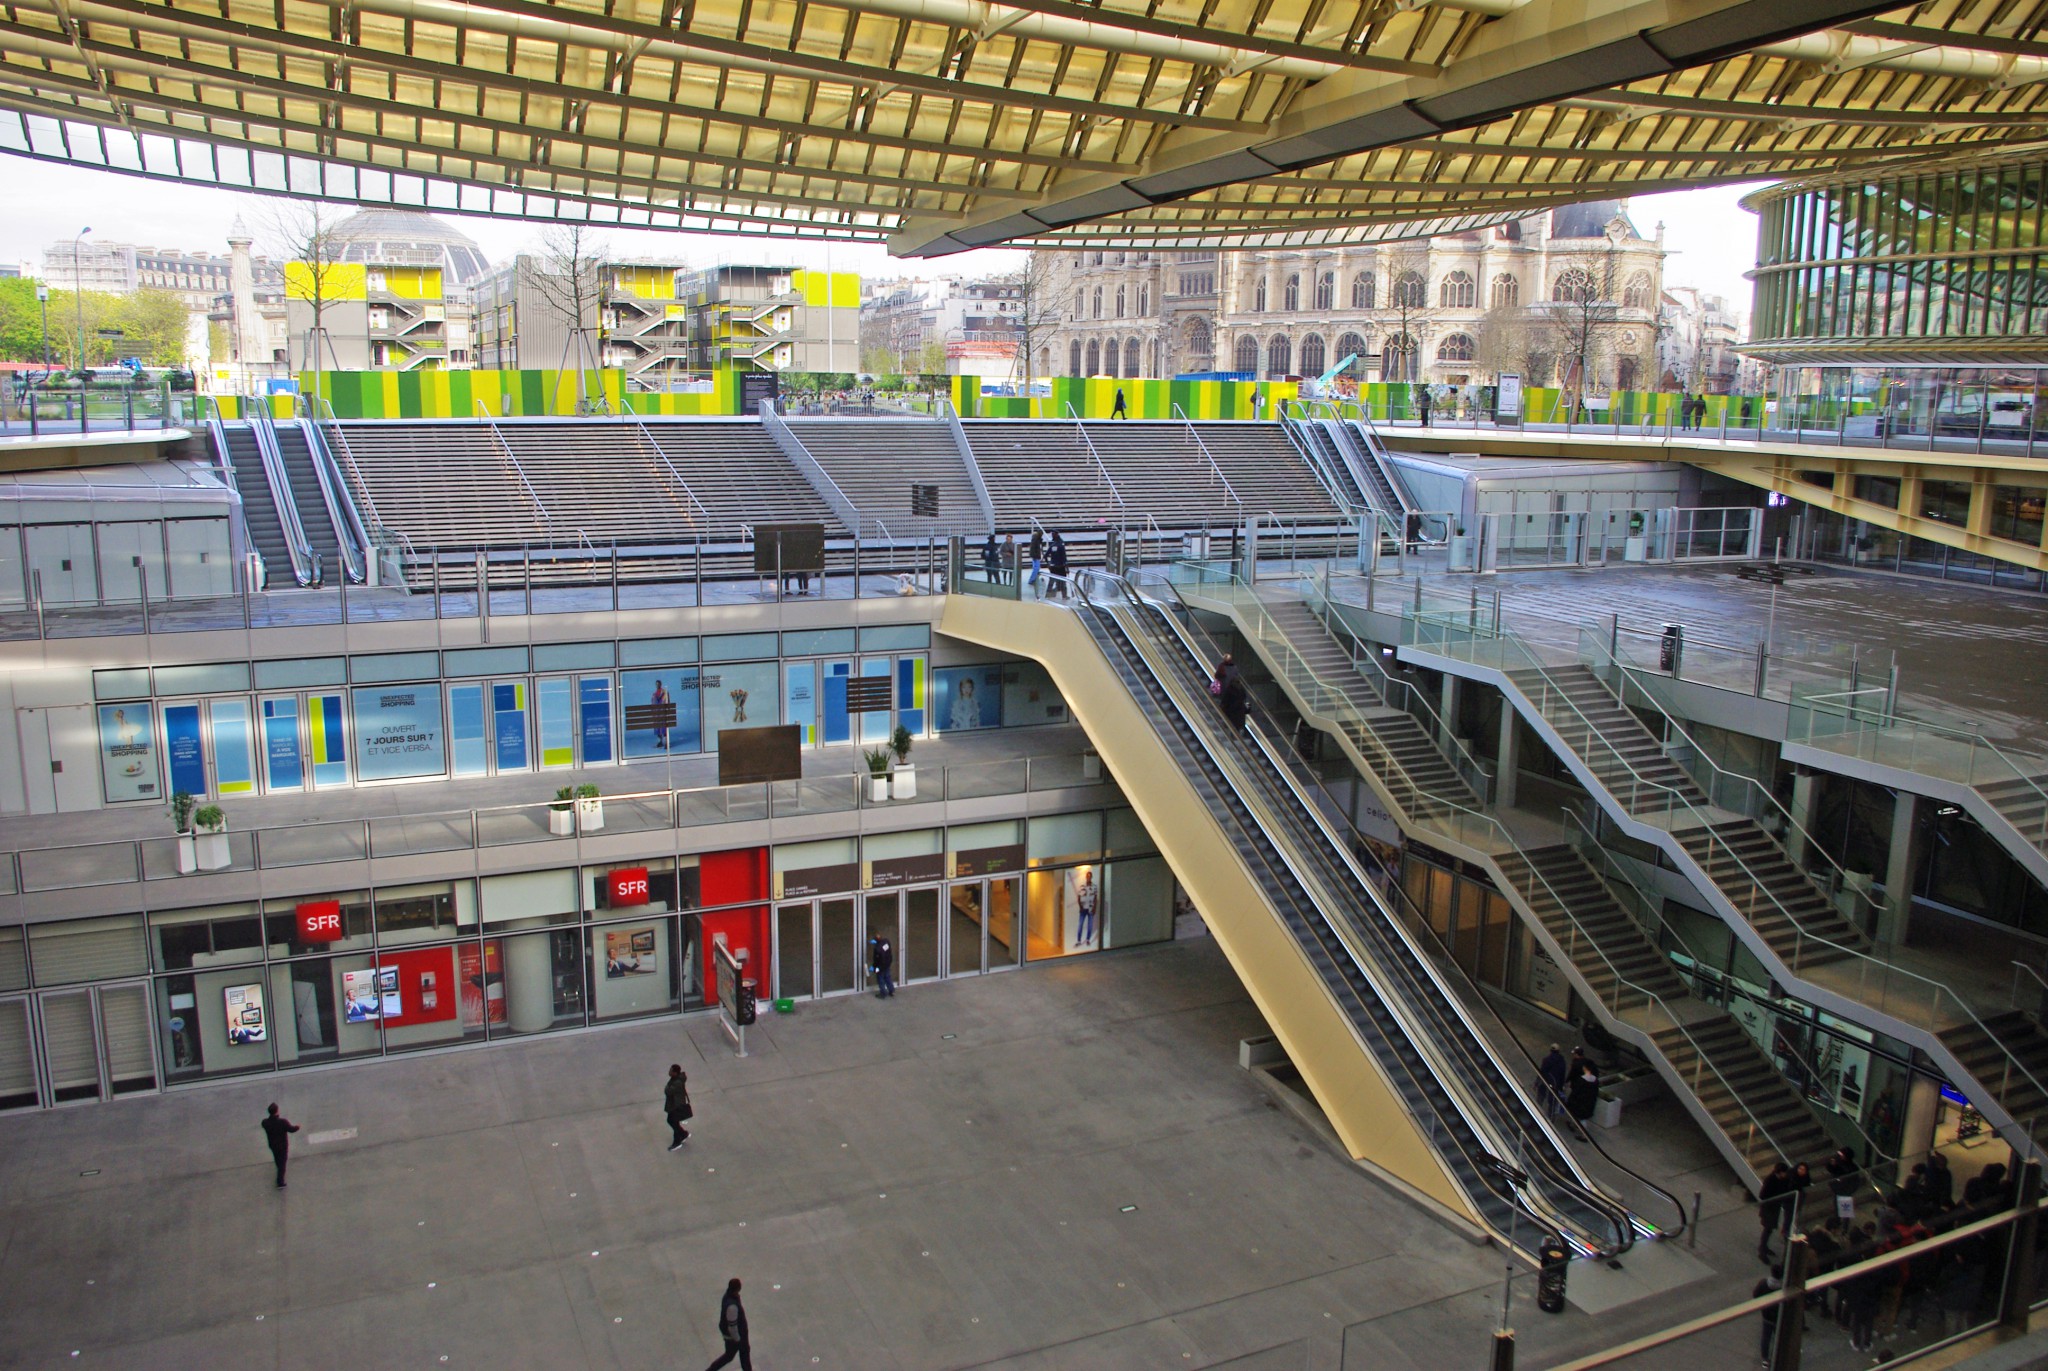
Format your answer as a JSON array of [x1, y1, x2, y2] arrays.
[[621, 668, 702, 758], [538, 678, 575, 767], [448, 684, 488, 776], [163, 702, 207, 796], [211, 699, 257, 795], [821, 661, 853, 745], [698, 661, 778, 754], [351, 687, 446, 781], [378, 946, 458, 1027], [262, 697, 304, 791], [459, 941, 507, 1028], [895, 656, 926, 736], [578, 675, 614, 764], [342, 967, 383, 1022], [1064, 866, 1102, 952], [784, 663, 816, 745], [605, 926, 658, 978], [933, 666, 1005, 733], [97, 703, 160, 802], [308, 693, 349, 788], [1002, 661, 1068, 726], [492, 682, 530, 772], [223, 982, 268, 1044]]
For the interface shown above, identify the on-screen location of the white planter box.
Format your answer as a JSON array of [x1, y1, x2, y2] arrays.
[[891, 765, 916, 799], [1623, 535, 1647, 563], [549, 808, 575, 836], [194, 831, 230, 871], [869, 775, 891, 802], [1594, 1094, 1624, 1129], [175, 834, 198, 875], [577, 798, 605, 832]]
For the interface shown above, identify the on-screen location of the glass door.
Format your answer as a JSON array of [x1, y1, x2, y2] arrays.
[[775, 902, 816, 1001], [817, 897, 859, 996], [902, 887, 941, 983], [861, 891, 901, 993], [37, 988, 101, 1103], [987, 876, 1023, 971], [260, 695, 306, 792], [32, 982, 156, 1105], [0, 997, 37, 1111], [948, 883, 985, 977]]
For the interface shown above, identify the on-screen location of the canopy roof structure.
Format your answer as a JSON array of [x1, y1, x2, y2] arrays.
[[0, 0, 2044, 256]]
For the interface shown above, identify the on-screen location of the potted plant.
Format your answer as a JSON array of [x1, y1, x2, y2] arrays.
[[169, 790, 198, 875], [575, 783, 605, 832], [889, 724, 916, 798], [863, 747, 893, 803], [549, 786, 576, 836], [192, 804, 230, 871]]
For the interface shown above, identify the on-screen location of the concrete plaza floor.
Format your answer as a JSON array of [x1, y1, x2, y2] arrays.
[[0, 935, 1862, 1371]]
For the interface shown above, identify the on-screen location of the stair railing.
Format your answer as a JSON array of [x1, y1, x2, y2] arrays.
[[938, 397, 999, 534], [759, 399, 862, 536], [471, 400, 553, 539], [291, 405, 368, 584], [1062, 402, 1128, 526], [1170, 403, 1245, 521], [627, 418, 713, 528]]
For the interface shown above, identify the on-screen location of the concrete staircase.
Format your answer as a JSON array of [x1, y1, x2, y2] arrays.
[[1979, 773, 2048, 864], [1505, 664, 1706, 813], [1938, 1010, 2048, 1142]]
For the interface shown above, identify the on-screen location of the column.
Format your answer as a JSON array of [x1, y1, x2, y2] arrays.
[[1898, 1072, 1942, 1188], [504, 921, 557, 1034], [1786, 770, 1817, 866], [1878, 789, 1923, 947], [1439, 674, 1461, 753], [1495, 695, 1520, 810]]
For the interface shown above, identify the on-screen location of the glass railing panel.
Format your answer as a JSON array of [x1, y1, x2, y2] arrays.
[[478, 803, 564, 847], [255, 821, 368, 868], [597, 793, 673, 835], [677, 784, 768, 826], [20, 840, 138, 891], [369, 812, 473, 857], [944, 758, 1028, 799], [771, 776, 857, 816], [1026, 753, 1097, 791]]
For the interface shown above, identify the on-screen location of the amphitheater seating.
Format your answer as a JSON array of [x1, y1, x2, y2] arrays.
[[330, 421, 552, 548], [960, 420, 1129, 529], [637, 420, 844, 539], [786, 418, 988, 539], [1080, 422, 1343, 525]]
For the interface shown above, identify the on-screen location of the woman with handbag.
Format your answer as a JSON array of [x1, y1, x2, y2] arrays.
[[664, 1063, 694, 1151]]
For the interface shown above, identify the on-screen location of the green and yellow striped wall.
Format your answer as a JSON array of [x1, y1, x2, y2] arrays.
[[945, 376, 1298, 419], [265, 369, 749, 418]]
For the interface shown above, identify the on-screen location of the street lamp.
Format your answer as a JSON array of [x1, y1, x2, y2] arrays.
[[71, 227, 91, 373], [34, 284, 49, 369]]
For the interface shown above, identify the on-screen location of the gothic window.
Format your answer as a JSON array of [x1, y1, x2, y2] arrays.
[[1352, 273, 1375, 309], [1268, 333, 1292, 377], [1126, 337, 1143, 379], [1183, 316, 1214, 371], [1315, 272, 1335, 311], [1085, 338, 1100, 374], [1137, 284, 1149, 315], [1490, 274, 1519, 308], [1300, 333, 1327, 376], [1336, 332, 1368, 365], [1073, 289, 1084, 321], [1254, 278, 1268, 312], [1235, 334, 1261, 373], [1284, 274, 1301, 311], [1622, 274, 1652, 310], [1554, 269, 1596, 303], [1091, 286, 1103, 319], [1437, 333, 1475, 362], [1617, 356, 1641, 389], [1439, 271, 1476, 308], [1115, 284, 1126, 318], [1103, 338, 1120, 377], [1393, 272, 1426, 309], [1069, 340, 1082, 376], [1382, 333, 1416, 381]]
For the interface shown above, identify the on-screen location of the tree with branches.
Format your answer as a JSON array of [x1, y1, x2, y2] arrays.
[[267, 200, 348, 397], [1544, 241, 1625, 418], [1379, 243, 1431, 384], [529, 224, 612, 413], [1010, 252, 1069, 417]]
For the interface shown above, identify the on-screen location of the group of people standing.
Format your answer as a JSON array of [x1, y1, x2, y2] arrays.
[[1538, 1043, 1603, 1132], [980, 527, 1069, 599], [1675, 394, 1711, 430]]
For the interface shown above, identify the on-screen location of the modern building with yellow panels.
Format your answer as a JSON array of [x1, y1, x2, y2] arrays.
[[678, 266, 861, 373]]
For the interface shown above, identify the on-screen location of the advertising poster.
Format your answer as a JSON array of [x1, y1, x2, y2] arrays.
[[604, 927, 658, 978], [97, 703, 160, 802], [1496, 372, 1522, 418], [341, 967, 383, 1022], [492, 682, 530, 772], [820, 661, 853, 746], [459, 942, 507, 1028], [448, 684, 488, 776], [621, 669, 701, 758], [1002, 662, 1068, 727], [350, 687, 446, 781], [223, 982, 268, 1044], [895, 657, 926, 735], [307, 693, 349, 788], [578, 676, 614, 764], [933, 665, 1005, 733], [697, 661, 778, 754], [163, 702, 207, 797], [211, 700, 257, 795], [784, 663, 816, 745], [1064, 867, 1102, 952], [261, 697, 304, 791], [377, 947, 457, 1027], [538, 678, 575, 767]]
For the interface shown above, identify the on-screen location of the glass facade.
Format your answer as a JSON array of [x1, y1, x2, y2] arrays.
[[1747, 153, 2048, 365]]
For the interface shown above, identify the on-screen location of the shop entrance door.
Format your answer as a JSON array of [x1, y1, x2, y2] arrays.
[[0, 996, 36, 1111], [772, 898, 860, 1000], [864, 887, 943, 986], [31, 981, 157, 1106], [945, 877, 1024, 976]]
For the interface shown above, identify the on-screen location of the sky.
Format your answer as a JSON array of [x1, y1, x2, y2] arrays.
[[0, 152, 1766, 310]]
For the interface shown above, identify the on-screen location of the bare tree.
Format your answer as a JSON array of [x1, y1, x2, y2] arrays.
[[1543, 242, 1624, 417], [1378, 243, 1431, 383], [1474, 304, 1536, 385], [266, 200, 347, 397], [529, 224, 611, 412], [1013, 252, 1070, 417]]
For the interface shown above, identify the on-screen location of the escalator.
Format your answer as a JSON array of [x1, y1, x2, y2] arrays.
[[209, 420, 305, 588], [270, 420, 362, 582], [1079, 580, 1641, 1259], [1285, 415, 1369, 511]]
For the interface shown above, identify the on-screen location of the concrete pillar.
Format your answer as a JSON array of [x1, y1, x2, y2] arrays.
[[1495, 695, 1520, 810], [1899, 1071, 1942, 1185], [1786, 770, 1817, 866], [1439, 673, 1461, 753], [504, 924, 557, 1034], [1879, 789, 1923, 948]]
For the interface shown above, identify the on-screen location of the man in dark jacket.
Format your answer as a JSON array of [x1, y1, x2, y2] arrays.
[[872, 936, 895, 998], [704, 1277, 751, 1370], [1047, 531, 1069, 601], [664, 1064, 692, 1150], [1758, 1163, 1796, 1261], [1538, 1044, 1568, 1116], [261, 1103, 299, 1188]]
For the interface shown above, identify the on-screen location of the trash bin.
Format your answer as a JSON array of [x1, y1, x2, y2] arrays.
[[1658, 622, 1684, 674], [1183, 532, 1210, 559], [1595, 1093, 1623, 1129], [1536, 1237, 1570, 1314]]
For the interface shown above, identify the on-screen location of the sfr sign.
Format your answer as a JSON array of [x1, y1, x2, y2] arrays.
[[609, 867, 650, 906], [297, 899, 343, 942]]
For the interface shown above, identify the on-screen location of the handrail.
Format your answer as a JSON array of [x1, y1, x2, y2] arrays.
[[1170, 403, 1245, 519], [304, 396, 383, 542], [471, 400, 553, 538], [1061, 402, 1127, 521], [1106, 581, 1638, 1254], [293, 414, 368, 583], [244, 406, 319, 586], [626, 417, 713, 528], [1275, 408, 1364, 517], [937, 397, 999, 535], [1413, 610, 2048, 1160], [2014, 960, 2048, 1015], [758, 398, 863, 536]]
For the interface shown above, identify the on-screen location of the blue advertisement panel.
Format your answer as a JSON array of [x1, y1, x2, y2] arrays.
[[784, 662, 816, 746], [261, 698, 303, 792], [211, 700, 257, 796], [933, 665, 1005, 732], [162, 702, 207, 796], [351, 686, 446, 781], [492, 681, 531, 772], [620, 668, 700, 758], [309, 693, 349, 788], [448, 684, 487, 776], [579, 676, 614, 764], [97, 703, 160, 802], [821, 660, 852, 745], [538, 678, 575, 767], [896, 656, 926, 737]]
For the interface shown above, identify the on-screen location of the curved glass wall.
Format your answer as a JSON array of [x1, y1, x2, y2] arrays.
[[1746, 153, 2048, 365]]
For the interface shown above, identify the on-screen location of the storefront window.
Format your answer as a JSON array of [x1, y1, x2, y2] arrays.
[[373, 880, 474, 946], [493, 929, 585, 1035], [150, 903, 265, 971], [620, 668, 701, 758], [589, 917, 681, 1020], [261, 893, 375, 957], [1024, 863, 1103, 959], [351, 684, 446, 782]]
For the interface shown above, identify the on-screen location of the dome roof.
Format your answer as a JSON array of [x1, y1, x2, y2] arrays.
[[327, 209, 490, 284], [1548, 199, 1640, 239]]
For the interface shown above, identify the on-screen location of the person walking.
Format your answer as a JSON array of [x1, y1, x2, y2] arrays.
[[1539, 1043, 1569, 1117], [980, 532, 999, 585], [1758, 1162, 1795, 1262], [703, 1278, 752, 1371], [664, 1064, 693, 1150], [261, 1102, 299, 1189], [1565, 1061, 1600, 1133], [1416, 386, 1432, 427], [1219, 662, 1250, 733], [1027, 527, 1044, 597], [872, 935, 895, 998], [1000, 534, 1018, 585], [1112, 386, 1128, 419], [1047, 531, 1069, 601]]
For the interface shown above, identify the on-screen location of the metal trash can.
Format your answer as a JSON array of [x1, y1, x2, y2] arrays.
[[1658, 622, 1684, 675], [1536, 1237, 1570, 1314]]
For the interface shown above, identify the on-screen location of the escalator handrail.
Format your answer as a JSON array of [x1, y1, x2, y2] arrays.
[[296, 416, 369, 583], [244, 406, 318, 585], [1124, 587, 1639, 1251], [1084, 576, 1634, 1255]]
